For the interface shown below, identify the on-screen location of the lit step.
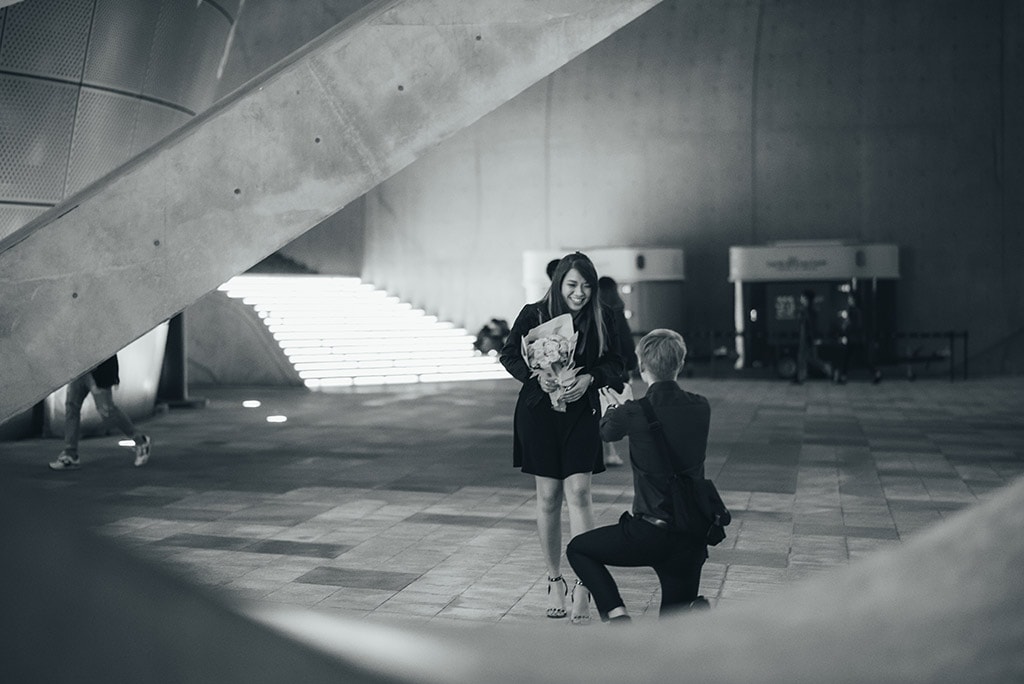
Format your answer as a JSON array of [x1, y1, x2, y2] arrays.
[[219, 274, 509, 388], [307, 366, 510, 389], [261, 316, 445, 327], [280, 337, 471, 352], [296, 356, 504, 377], [270, 328, 469, 341], [290, 350, 479, 367]]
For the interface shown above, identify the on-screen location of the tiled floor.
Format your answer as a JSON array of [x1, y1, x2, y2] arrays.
[[2, 375, 1023, 627]]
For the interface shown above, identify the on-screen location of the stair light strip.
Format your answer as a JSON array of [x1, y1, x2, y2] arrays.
[[219, 275, 509, 388], [281, 340, 475, 354]]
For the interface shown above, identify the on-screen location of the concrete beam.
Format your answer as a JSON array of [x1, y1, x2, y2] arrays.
[[0, 0, 663, 422]]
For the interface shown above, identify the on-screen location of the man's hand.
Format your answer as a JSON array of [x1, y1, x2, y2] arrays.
[[599, 386, 623, 409]]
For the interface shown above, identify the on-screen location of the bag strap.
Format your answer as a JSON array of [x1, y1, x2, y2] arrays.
[[637, 396, 700, 534], [638, 396, 676, 470], [638, 396, 706, 481], [639, 397, 731, 537]]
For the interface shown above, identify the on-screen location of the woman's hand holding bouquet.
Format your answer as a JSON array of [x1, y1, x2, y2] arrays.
[[522, 314, 580, 412]]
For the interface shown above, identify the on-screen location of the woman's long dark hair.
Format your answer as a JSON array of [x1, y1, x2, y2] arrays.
[[540, 252, 607, 355]]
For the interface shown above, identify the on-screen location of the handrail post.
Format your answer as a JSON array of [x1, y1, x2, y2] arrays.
[[948, 331, 955, 382], [709, 332, 716, 378], [963, 330, 969, 380]]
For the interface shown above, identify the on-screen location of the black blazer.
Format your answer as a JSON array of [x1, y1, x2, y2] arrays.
[[499, 302, 627, 412]]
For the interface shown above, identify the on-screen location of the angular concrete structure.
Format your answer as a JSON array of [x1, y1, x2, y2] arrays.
[[0, 0, 662, 422]]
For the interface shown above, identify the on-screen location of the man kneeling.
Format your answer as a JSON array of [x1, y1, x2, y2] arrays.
[[566, 328, 711, 623]]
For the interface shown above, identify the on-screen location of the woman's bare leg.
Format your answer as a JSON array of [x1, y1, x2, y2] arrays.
[[564, 472, 595, 622], [563, 472, 595, 539], [535, 476, 565, 576], [535, 476, 567, 616]]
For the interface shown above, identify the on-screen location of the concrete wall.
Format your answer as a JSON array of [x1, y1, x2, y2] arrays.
[[217, 0, 1023, 375], [360, 0, 1023, 374], [186, 291, 302, 387]]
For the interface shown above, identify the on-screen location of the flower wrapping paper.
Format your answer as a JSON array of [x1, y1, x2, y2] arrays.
[[522, 313, 579, 412]]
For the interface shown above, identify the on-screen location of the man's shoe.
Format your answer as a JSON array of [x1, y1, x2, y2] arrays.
[[49, 451, 80, 471], [133, 435, 151, 467]]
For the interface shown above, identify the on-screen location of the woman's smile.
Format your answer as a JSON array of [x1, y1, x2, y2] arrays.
[[562, 268, 591, 311]]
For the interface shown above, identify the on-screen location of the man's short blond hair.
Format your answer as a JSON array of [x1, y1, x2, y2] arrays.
[[636, 328, 687, 381]]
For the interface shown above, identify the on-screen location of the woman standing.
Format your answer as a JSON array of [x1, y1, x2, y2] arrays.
[[500, 252, 626, 624]]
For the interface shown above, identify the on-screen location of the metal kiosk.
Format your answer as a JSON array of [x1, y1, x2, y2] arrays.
[[729, 241, 899, 379]]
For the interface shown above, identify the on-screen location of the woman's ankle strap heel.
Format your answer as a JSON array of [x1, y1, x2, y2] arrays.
[[570, 579, 592, 625], [546, 575, 568, 619]]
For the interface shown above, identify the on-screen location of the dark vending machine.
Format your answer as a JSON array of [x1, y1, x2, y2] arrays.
[[730, 242, 899, 378]]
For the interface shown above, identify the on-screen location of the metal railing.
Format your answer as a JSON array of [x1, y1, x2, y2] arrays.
[[642, 329, 970, 381], [885, 330, 969, 381]]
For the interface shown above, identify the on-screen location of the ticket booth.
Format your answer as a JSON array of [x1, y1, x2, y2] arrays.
[[523, 247, 685, 338], [729, 241, 899, 377]]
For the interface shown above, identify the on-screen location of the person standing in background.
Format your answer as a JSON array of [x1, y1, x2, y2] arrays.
[[794, 289, 831, 384], [546, 258, 560, 282], [597, 276, 638, 466], [834, 293, 882, 384]]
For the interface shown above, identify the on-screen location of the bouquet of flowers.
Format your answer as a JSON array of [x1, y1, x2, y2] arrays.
[[522, 313, 579, 412]]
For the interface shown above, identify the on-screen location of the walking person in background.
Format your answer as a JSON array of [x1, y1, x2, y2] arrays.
[[834, 293, 882, 384], [500, 252, 627, 624], [597, 276, 638, 467], [49, 354, 152, 470], [567, 328, 711, 623], [794, 289, 831, 384]]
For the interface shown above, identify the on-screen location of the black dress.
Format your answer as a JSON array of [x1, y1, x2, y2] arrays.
[[499, 302, 626, 480]]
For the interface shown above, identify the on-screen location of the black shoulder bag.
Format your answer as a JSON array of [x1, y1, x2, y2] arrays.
[[637, 397, 731, 546]]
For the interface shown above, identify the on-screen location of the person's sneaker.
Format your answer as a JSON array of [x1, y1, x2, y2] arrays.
[[133, 435, 151, 467], [49, 451, 80, 471]]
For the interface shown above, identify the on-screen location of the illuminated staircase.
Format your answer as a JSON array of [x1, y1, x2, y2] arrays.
[[218, 275, 510, 389]]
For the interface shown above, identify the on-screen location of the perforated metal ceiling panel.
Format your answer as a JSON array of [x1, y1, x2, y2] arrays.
[[65, 89, 140, 196], [0, 206, 46, 243], [208, 0, 241, 18], [145, 0, 229, 113], [84, 0, 162, 93], [183, 2, 230, 113], [0, 74, 77, 203], [132, 101, 191, 155], [0, 0, 229, 234], [0, 0, 92, 80]]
